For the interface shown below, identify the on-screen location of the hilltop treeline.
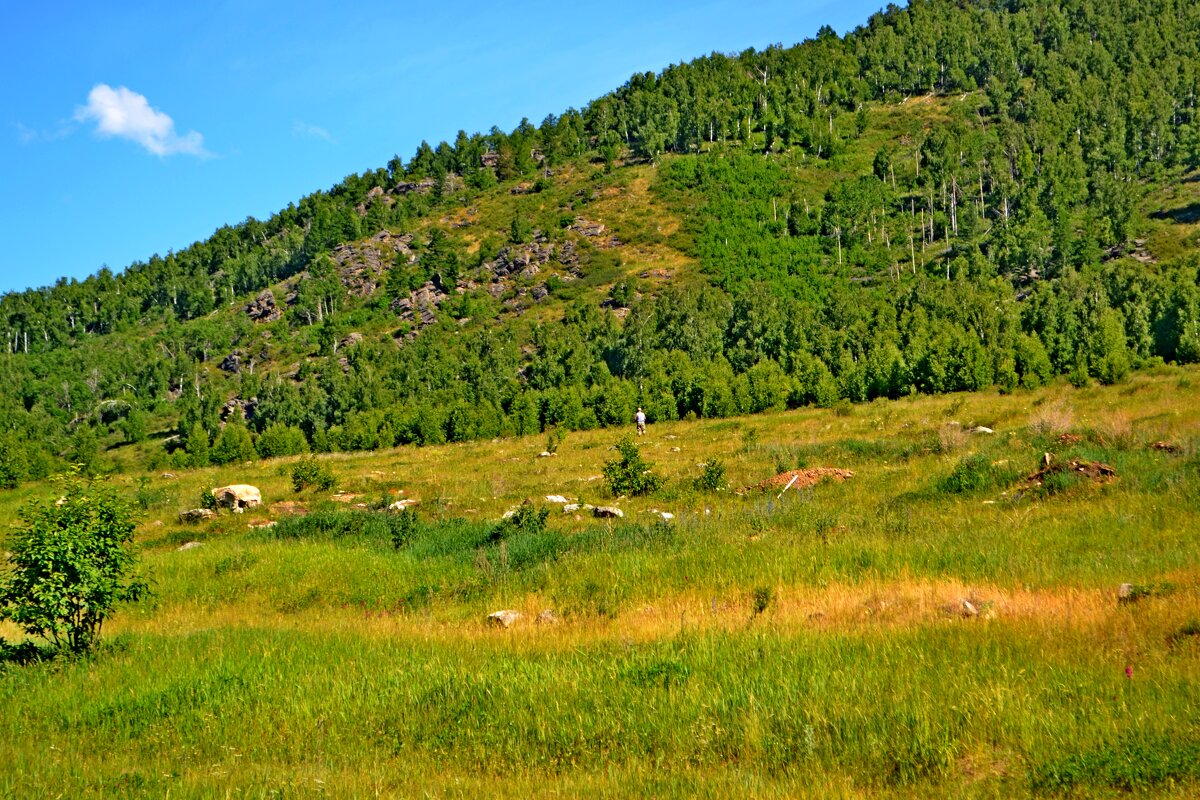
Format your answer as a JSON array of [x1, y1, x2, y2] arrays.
[[2, 0, 1200, 484]]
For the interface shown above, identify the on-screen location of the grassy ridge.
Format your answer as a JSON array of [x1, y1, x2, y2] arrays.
[[2, 369, 1200, 797]]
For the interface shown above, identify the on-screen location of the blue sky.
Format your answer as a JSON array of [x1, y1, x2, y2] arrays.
[[0, 0, 886, 295]]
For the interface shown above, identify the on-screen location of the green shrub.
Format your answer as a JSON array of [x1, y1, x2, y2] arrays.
[[751, 585, 775, 617], [937, 453, 1014, 495], [603, 436, 664, 496], [291, 456, 336, 492], [0, 472, 147, 654], [134, 477, 169, 511], [694, 459, 728, 492], [490, 502, 550, 544], [390, 508, 420, 550]]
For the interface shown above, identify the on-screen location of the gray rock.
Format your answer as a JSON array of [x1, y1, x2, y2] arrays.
[[960, 598, 979, 617], [593, 506, 624, 519], [487, 610, 522, 629], [179, 508, 216, 523], [535, 610, 561, 625], [177, 541, 205, 551]]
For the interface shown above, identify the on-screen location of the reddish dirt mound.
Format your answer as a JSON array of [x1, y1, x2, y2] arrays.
[[752, 468, 854, 492], [1024, 458, 1117, 487]]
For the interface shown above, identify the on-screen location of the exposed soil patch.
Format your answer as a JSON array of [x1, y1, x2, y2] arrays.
[[1023, 458, 1117, 488], [750, 468, 854, 493]]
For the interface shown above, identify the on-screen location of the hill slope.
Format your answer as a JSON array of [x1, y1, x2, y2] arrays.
[[0, 0, 1199, 485]]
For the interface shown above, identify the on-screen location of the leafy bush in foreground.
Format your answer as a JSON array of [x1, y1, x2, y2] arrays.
[[0, 473, 146, 654]]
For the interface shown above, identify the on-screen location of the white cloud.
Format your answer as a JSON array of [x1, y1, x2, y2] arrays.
[[75, 84, 210, 157], [293, 121, 335, 143]]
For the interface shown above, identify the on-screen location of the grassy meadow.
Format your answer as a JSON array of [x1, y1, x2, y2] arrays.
[[2, 367, 1200, 797]]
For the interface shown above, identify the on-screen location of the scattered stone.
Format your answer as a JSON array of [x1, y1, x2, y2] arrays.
[[537, 451, 557, 458], [211, 484, 262, 511], [969, 426, 994, 435], [960, 599, 979, 618], [177, 541, 205, 551], [1118, 583, 1135, 602], [247, 519, 277, 529], [1151, 441, 1182, 454], [647, 509, 674, 521], [563, 504, 581, 513], [593, 506, 624, 519], [160, 472, 176, 480], [179, 508, 216, 523], [670, 446, 681, 452], [487, 610, 522, 629], [545, 495, 570, 504], [1057, 432, 1083, 445], [386, 499, 419, 512], [535, 610, 561, 625]]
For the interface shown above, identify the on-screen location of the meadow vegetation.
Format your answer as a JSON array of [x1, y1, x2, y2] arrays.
[[1, 370, 1198, 797]]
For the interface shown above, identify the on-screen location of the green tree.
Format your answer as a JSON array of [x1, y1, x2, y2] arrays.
[[0, 472, 146, 653], [185, 421, 211, 467], [211, 422, 257, 465]]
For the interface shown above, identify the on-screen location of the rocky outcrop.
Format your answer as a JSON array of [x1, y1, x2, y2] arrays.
[[219, 352, 243, 373], [329, 232, 413, 297], [179, 508, 216, 523], [245, 290, 281, 322], [390, 282, 449, 334]]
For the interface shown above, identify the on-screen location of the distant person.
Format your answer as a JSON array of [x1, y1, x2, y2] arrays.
[[635, 407, 646, 436]]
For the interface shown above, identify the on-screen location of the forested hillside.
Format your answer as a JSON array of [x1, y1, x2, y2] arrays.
[[2, 0, 1200, 485]]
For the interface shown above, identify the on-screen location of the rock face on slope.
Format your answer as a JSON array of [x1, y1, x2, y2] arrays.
[[328, 231, 415, 297], [245, 290, 282, 322]]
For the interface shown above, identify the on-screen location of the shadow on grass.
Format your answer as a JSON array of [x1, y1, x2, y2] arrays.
[[1150, 202, 1200, 224]]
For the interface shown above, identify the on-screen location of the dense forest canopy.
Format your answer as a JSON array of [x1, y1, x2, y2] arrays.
[[2, 0, 1200, 485]]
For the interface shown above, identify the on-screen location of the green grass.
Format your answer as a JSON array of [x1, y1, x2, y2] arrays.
[[2, 369, 1200, 797]]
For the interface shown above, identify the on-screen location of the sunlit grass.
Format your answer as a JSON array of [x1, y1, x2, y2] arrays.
[[2, 368, 1200, 797]]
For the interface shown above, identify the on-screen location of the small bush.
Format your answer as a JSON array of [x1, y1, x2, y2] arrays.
[[490, 502, 550, 544], [694, 459, 728, 492], [134, 477, 169, 511], [833, 399, 853, 417], [390, 508, 420, 550], [937, 454, 1014, 495], [603, 437, 664, 496], [751, 585, 775, 617], [291, 456, 336, 492]]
